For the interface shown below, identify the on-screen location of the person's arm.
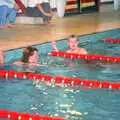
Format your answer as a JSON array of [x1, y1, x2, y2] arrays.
[[66, 49, 72, 53], [51, 41, 59, 51], [36, 4, 52, 17], [79, 48, 88, 55], [13, 61, 24, 66], [49, 5, 54, 15], [13, 1, 20, 10], [0, 51, 4, 64]]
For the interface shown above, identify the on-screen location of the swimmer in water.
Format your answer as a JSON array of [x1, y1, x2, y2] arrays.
[[52, 35, 88, 55], [51, 35, 105, 67], [13, 46, 40, 66], [52, 35, 114, 67], [28, 47, 40, 66], [51, 35, 89, 67]]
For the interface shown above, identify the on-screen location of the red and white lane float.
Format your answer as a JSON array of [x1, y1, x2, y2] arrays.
[[0, 109, 64, 120], [0, 70, 120, 90], [104, 38, 120, 44], [49, 51, 120, 63]]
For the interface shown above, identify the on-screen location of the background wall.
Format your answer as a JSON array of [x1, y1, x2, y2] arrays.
[[50, 0, 57, 8], [20, 0, 57, 8]]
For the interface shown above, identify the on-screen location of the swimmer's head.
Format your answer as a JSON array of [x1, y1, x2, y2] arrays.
[[22, 46, 38, 63], [23, 46, 32, 53], [68, 35, 79, 50], [30, 48, 38, 56], [29, 47, 39, 64], [32, 48, 39, 60]]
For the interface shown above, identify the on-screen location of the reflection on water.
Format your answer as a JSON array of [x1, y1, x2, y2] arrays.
[[33, 81, 89, 120]]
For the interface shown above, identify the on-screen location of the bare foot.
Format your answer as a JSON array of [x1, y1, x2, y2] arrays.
[[42, 20, 49, 25], [7, 24, 15, 28]]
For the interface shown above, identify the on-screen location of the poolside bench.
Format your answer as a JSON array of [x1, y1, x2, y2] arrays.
[[16, 15, 44, 24], [15, 0, 43, 24]]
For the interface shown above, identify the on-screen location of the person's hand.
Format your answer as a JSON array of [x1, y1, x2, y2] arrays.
[[45, 13, 53, 17], [51, 41, 58, 51], [51, 11, 54, 16]]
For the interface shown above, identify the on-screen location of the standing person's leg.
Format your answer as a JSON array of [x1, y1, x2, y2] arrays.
[[33, 3, 52, 24], [34, 7, 49, 23], [42, 2, 51, 13], [42, 2, 52, 22], [0, 5, 8, 28], [7, 8, 17, 26]]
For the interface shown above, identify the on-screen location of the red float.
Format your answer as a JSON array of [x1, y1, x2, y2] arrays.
[[105, 38, 120, 44], [1, 68, 120, 120], [0, 70, 120, 91], [49, 51, 120, 63], [7, 70, 16, 78], [0, 110, 64, 120], [0, 70, 8, 78]]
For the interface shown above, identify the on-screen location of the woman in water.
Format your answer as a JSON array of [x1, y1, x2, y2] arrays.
[[28, 47, 40, 66], [13, 46, 40, 66]]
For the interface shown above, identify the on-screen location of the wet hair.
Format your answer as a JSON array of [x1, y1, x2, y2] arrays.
[[69, 35, 78, 41], [29, 47, 38, 56], [21, 46, 37, 63], [69, 35, 76, 38]]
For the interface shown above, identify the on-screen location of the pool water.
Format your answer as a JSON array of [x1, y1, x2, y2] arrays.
[[0, 29, 120, 120]]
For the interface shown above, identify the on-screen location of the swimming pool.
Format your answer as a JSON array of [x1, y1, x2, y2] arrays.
[[1, 29, 120, 120]]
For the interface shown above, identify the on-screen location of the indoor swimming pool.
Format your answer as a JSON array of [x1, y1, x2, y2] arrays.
[[0, 29, 120, 120]]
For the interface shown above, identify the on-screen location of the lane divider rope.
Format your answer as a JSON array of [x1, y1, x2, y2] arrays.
[[0, 70, 120, 90], [0, 109, 64, 120], [49, 51, 120, 63], [104, 38, 120, 44]]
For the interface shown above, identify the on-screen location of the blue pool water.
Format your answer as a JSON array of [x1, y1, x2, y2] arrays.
[[0, 29, 120, 120]]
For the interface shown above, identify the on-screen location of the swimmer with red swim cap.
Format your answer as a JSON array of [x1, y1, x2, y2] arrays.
[[52, 35, 88, 55]]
